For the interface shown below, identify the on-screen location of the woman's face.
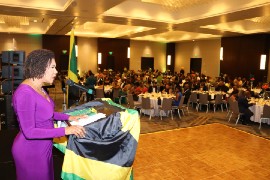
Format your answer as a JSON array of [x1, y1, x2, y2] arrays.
[[42, 58, 58, 84]]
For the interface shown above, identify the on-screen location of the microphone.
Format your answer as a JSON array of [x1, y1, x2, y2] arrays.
[[66, 79, 93, 94]]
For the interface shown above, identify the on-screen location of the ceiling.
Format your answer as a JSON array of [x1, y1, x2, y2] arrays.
[[0, 0, 270, 42]]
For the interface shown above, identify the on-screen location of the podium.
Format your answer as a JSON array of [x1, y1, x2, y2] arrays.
[[54, 99, 139, 180]]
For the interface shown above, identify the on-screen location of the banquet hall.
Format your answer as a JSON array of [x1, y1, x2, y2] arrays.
[[1, 0, 270, 180]]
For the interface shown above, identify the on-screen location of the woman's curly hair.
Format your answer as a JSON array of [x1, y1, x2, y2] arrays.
[[24, 49, 55, 79]]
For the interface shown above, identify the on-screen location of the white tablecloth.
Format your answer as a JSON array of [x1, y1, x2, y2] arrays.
[[138, 93, 175, 117], [192, 90, 228, 100], [95, 85, 113, 93], [249, 105, 270, 125]]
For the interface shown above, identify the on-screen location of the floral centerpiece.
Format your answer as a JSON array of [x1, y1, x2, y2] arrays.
[[262, 83, 269, 90]]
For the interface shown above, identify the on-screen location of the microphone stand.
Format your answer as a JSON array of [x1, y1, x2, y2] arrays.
[[62, 87, 67, 111]]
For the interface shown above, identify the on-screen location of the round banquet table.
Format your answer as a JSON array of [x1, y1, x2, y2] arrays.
[[138, 93, 175, 117], [248, 98, 270, 125]]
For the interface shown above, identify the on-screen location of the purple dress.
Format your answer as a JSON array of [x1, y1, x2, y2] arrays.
[[12, 84, 69, 180]]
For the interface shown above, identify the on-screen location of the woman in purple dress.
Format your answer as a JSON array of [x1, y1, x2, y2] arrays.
[[12, 49, 86, 180]]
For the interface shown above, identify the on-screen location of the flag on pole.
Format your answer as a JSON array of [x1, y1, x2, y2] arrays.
[[67, 29, 78, 107], [68, 29, 78, 83]]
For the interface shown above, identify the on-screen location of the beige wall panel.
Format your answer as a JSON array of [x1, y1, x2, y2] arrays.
[[175, 39, 221, 78], [0, 33, 42, 56], [77, 37, 97, 75], [130, 40, 166, 72]]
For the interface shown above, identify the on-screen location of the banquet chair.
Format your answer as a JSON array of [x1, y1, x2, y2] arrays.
[[259, 105, 270, 129], [127, 94, 141, 110], [228, 100, 244, 125], [119, 93, 127, 105], [159, 97, 173, 120], [226, 97, 234, 118], [112, 88, 120, 103], [140, 97, 154, 120], [95, 88, 105, 99], [209, 94, 223, 112], [222, 99, 228, 111], [197, 93, 209, 113], [172, 96, 189, 119], [188, 92, 198, 108]]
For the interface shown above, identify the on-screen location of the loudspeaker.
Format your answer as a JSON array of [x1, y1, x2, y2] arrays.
[[0, 95, 17, 129], [2, 65, 24, 79], [2, 80, 23, 94], [2, 51, 24, 65]]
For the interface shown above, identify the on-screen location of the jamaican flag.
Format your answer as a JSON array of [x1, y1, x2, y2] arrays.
[[68, 28, 78, 83], [54, 99, 140, 180]]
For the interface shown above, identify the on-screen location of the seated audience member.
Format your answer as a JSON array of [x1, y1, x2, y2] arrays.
[[192, 80, 200, 90], [112, 78, 120, 89], [148, 82, 158, 93], [120, 78, 126, 89], [162, 83, 171, 94], [173, 86, 182, 106], [241, 78, 248, 88], [85, 71, 96, 101], [200, 82, 208, 91], [134, 82, 148, 95], [215, 80, 229, 93], [183, 84, 191, 104], [237, 90, 253, 125], [128, 83, 135, 94], [122, 79, 132, 94], [103, 76, 111, 85], [230, 86, 239, 97]]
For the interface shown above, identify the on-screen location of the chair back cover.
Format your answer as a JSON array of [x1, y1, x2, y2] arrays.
[[262, 105, 270, 118], [189, 92, 197, 103], [141, 97, 151, 109], [127, 94, 135, 108], [161, 98, 173, 111], [178, 96, 185, 108], [95, 88, 105, 98], [199, 93, 208, 104]]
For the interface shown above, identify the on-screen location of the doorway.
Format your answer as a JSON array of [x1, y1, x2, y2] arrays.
[[107, 55, 115, 70], [141, 57, 154, 71], [190, 58, 202, 74]]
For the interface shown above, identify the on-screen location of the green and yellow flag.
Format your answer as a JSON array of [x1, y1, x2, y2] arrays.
[[68, 29, 78, 83], [67, 29, 79, 106]]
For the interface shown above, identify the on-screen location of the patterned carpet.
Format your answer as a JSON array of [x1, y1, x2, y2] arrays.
[[139, 108, 270, 140]]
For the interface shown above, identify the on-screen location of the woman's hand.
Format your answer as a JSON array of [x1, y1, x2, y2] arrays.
[[65, 125, 86, 138], [68, 115, 88, 122]]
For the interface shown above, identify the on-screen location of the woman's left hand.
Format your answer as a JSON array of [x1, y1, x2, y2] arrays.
[[68, 115, 88, 122]]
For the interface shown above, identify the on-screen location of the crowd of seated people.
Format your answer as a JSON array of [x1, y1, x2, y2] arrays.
[[76, 69, 268, 102], [72, 68, 270, 124]]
